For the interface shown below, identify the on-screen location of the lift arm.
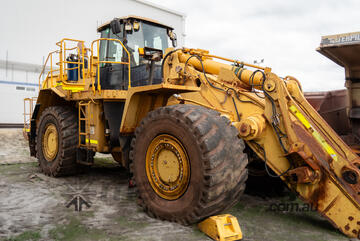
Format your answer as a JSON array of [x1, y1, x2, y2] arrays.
[[163, 48, 360, 238]]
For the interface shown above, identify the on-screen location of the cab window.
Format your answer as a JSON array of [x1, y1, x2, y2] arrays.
[[108, 32, 124, 62]]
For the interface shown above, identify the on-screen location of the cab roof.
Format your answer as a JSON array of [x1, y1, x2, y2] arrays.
[[97, 15, 174, 32]]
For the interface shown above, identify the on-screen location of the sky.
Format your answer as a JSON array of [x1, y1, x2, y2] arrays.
[[148, 0, 360, 91], [1, 0, 359, 92]]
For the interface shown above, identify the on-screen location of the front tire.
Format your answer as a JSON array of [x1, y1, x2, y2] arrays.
[[36, 106, 79, 177], [130, 104, 248, 224]]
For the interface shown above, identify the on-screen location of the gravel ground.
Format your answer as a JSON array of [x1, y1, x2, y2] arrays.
[[0, 129, 354, 241], [0, 129, 36, 164]]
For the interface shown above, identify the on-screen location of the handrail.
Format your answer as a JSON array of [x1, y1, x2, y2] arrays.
[[42, 69, 60, 89], [39, 38, 131, 93], [58, 39, 87, 86], [23, 97, 37, 133], [39, 38, 89, 91], [90, 38, 131, 93], [38, 50, 59, 90]]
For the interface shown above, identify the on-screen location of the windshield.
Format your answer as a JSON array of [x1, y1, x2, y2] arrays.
[[142, 22, 170, 53], [97, 20, 172, 89], [125, 22, 170, 66]]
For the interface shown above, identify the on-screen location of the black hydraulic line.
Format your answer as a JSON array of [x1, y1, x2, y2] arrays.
[[166, 51, 289, 155], [184, 53, 261, 120], [252, 141, 292, 178], [161, 49, 181, 79], [249, 70, 265, 99], [232, 96, 241, 121], [166, 50, 291, 176], [162, 51, 241, 120], [188, 54, 226, 92], [190, 55, 243, 121], [253, 70, 288, 154], [227, 87, 255, 104]]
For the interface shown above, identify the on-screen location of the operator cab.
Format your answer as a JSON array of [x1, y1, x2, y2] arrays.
[[97, 16, 177, 90]]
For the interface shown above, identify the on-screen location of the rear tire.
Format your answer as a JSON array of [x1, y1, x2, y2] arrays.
[[111, 152, 123, 164], [36, 106, 79, 177], [130, 104, 248, 224]]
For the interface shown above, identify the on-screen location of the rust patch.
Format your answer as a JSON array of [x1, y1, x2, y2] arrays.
[[349, 216, 354, 221], [307, 176, 327, 208], [287, 166, 318, 183], [345, 224, 350, 231], [240, 123, 248, 134], [292, 123, 329, 168], [294, 118, 360, 208]]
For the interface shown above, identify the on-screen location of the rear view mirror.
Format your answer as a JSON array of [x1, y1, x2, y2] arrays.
[[133, 21, 140, 31], [168, 30, 177, 47], [125, 22, 132, 32], [110, 18, 121, 34], [172, 36, 177, 48]]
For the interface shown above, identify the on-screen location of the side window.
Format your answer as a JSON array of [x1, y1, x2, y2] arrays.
[[153, 36, 163, 50], [108, 32, 124, 62], [143, 23, 169, 54], [126, 28, 144, 66], [99, 28, 109, 67]]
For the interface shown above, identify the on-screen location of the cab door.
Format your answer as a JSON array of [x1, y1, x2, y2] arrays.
[[98, 27, 127, 90]]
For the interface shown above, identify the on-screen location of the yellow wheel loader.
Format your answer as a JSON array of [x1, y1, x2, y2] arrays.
[[24, 16, 360, 238]]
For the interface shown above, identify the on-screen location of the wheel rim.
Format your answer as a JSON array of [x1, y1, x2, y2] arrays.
[[42, 123, 58, 162], [145, 134, 190, 200]]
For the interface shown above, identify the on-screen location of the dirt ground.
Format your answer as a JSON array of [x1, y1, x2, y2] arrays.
[[0, 129, 355, 241]]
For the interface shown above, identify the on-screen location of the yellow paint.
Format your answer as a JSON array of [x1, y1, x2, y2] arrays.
[[145, 134, 190, 200], [86, 139, 98, 145], [43, 123, 58, 162], [235, 114, 266, 140], [178, 51, 265, 89], [290, 105, 338, 161], [62, 85, 85, 92], [198, 214, 243, 241]]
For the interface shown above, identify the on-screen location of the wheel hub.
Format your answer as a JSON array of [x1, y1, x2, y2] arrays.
[[146, 134, 190, 200], [42, 123, 58, 162], [157, 149, 180, 183]]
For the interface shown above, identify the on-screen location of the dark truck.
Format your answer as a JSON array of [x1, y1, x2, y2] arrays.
[[306, 31, 360, 152]]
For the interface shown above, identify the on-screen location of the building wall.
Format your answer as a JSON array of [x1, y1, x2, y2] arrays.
[[0, 0, 185, 66], [0, 68, 40, 86], [0, 0, 185, 124], [0, 81, 38, 124]]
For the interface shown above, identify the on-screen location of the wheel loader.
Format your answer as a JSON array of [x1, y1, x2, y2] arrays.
[[23, 15, 360, 238]]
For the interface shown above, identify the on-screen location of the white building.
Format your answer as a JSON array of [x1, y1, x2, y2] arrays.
[[0, 0, 186, 125]]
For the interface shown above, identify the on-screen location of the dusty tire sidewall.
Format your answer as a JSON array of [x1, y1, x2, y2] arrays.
[[37, 111, 63, 175], [134, 116, 204, 219]]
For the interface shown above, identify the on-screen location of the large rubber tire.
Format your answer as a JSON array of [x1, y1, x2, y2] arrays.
[[130, 104, 248, 224], [111, 137, 132, 168], [111, 152, 123, 164], [36, 106, 79, 177]]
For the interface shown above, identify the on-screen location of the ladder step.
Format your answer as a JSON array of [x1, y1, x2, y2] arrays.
[[78, 101, 92, 148]]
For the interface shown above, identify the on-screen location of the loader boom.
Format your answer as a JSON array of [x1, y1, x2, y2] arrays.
[[163, 48, 360, 238]]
